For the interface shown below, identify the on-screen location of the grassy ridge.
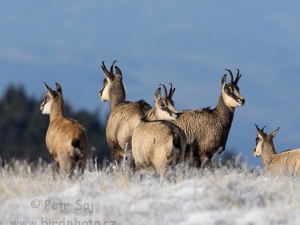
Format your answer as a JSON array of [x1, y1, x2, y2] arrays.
[[1, 159, 300, 225]]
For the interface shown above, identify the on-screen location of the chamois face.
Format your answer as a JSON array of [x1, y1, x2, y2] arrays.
[[99, 60, 122, 102], [221, 69, 245, 108], [253, 124, 280, 157], [40, 82, 61, 114], [99, 77, 112, 102], [154, 84, 181, 121]]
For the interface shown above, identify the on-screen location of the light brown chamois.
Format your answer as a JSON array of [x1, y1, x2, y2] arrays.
[[132, 84, 187, 175], [174, 69, 245, 167], [254, 124, 300, 175], [99, 61, 151, 165], [40, 82, 88, 178]]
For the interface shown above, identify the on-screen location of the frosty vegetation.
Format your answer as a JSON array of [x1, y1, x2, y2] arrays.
[[1, 157, 300, 225]]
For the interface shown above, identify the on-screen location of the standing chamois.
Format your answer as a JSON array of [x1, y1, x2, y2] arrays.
[[40, 82, 88, 178], [99, 61, 151, 165], [174, 69, 245, 167], [254, 124, 300, 175], [132, 84, 186, 175]]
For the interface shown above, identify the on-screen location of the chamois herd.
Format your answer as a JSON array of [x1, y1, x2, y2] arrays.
[[39, 61, 300, 178]]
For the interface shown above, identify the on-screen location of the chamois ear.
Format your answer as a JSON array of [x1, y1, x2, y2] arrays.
[[55, 82, 62, 94], [271, 127, 280, 138], [115, 66, 122, 78], [44, 82, 55, 97], [154, 87, 161, 103], [221, 74, 227, 90]]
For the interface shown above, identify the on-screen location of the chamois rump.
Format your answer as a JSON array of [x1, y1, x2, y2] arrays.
[[254, 124, 300, 175], [40, 82, 88, 178], [132, 84, 187, 175], [99, 61, 151, 165], [173, 69, 245, 167]]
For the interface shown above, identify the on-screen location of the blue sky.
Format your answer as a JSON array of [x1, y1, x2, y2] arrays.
[[1, 1, 300, 166]]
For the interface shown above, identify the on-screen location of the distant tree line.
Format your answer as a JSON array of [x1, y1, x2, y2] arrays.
[[0, 85, 110, 163]]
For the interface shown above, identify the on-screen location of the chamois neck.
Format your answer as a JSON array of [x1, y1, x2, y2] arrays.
[[261, 142, 277, 167], [215, 94, 235, 121], [109, 78, 126, 110], [142, 108, 158, 121], [50, 99, 65, 121]]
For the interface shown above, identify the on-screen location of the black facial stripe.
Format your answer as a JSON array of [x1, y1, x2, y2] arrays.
[[44, 94, 49, 102], [99, 88, 104, 96], [225, 85, 242, 100]]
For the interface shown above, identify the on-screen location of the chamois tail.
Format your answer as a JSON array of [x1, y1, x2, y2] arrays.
[[70, 139, 83, 159]]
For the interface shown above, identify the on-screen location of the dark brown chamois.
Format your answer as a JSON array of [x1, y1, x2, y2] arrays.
[[174, 69, 245, 167]]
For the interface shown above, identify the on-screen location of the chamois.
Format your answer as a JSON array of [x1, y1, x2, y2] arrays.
[[132, 84, 187, 175], [40, 82, 88, 178], [173, 69, 245, 167], [99, 61, 151, 165], [254, 124, 300, 175]]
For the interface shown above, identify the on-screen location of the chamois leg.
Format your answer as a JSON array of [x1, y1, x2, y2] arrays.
[[193, 150, 202, 168], [112, 149, 124, 166], [77, 159, 86, 180], [52, 161, 59, 180]]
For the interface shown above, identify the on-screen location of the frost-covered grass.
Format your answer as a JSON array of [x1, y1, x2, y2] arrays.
[[1, 158, 300, 225]]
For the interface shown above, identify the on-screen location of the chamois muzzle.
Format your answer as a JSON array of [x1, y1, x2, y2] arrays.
[[239, 97, 245, 105], [172, 110, 182, 120]]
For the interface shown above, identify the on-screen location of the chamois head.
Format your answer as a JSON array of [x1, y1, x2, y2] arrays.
[[221, 69, 245, 108], [99, 60, 124, 102], [253, 124, 280, 157], [40, 82, 63, 115], [152, 83, 181, 121]]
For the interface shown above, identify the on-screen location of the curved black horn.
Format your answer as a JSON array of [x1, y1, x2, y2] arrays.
[[235, 69, 242, 84], [101, 61, 114, 80], [101, 61, 107, 70], [169, 83, 175, 98], [225, 69, 234, 84], [254, 123, 266, 132], [110, 60, 117, 73], [159, 84, 168, 99], [169, 83, 173, 97]]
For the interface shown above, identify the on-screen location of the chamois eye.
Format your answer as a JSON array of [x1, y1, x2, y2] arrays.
[[160, 102, 166, 108], [44, 94, 49, 102], [103, 78, 107, 86]]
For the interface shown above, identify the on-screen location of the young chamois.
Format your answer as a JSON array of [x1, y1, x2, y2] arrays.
[[132, 84, 187, 175], [173, 69, 245, 167], [254, 124, 300, 175], [40, 82, 88, 178], [99, 61, 151, 165]]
